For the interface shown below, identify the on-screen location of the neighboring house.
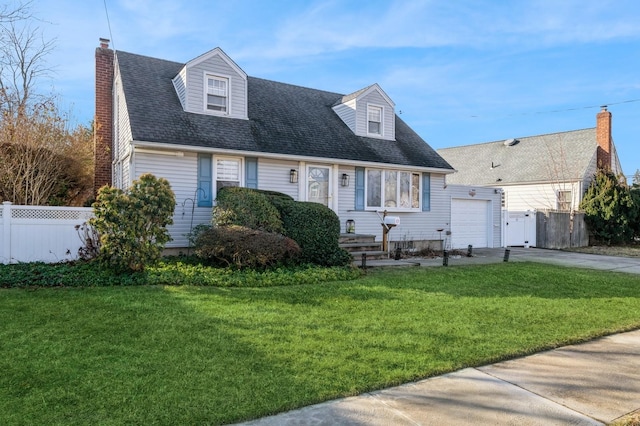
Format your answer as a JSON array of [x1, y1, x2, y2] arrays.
[[437, 107, 624, 213], [94, 40, 501, 250]]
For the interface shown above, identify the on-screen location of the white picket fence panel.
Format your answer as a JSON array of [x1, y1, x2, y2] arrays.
[[1, 202, 94, 264]]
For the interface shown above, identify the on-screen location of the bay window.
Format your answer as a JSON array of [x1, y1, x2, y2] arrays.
[[365, 168, 421, 210]]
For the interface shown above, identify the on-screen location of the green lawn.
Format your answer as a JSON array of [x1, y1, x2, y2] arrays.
[[2, 262, 640, 425]]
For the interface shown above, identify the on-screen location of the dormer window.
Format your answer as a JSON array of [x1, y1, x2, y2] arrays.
[[368, 105, 382, 135], [206, 75, 228, 113]]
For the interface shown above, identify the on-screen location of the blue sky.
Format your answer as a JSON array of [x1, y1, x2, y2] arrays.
[[34, 0, 640, 178]]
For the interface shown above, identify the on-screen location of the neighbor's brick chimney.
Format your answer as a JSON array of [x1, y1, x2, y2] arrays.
[[596, 105, 612, 171], [94, 37, 114, 193]]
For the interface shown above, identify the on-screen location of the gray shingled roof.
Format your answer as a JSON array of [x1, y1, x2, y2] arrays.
[[116, 51, 453, 171], [437, 128, 597, 185]]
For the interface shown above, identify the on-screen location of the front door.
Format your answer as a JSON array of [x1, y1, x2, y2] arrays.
[[307, 165, 330, 206]]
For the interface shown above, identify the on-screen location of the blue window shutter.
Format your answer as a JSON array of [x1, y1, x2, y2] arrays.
[[355, 167, 365, 210], [245, 157, 258, 189], [422, 173, 431, 212], [197, 154, 212, 207]]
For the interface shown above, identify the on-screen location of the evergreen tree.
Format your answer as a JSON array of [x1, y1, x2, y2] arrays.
[[580, 170, 635, 245]]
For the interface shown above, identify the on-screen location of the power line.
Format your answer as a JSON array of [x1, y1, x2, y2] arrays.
[[103, 0, 114, 50], [469, 98, 640, 118]]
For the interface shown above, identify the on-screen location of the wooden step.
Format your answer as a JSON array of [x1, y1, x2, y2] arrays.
[[349, 250, 388, 260], [339, 233, 377, 244], [339, 242, 383, 252]]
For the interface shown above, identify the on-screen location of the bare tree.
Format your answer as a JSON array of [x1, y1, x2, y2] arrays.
[[0, 2, 92, 206], [0, 1, 55, 121]]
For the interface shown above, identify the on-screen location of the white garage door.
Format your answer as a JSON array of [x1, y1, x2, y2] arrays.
[[451, 199, 489, 249]]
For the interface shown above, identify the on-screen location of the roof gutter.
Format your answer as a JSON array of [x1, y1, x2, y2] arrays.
[[131, 140, 456, 174]]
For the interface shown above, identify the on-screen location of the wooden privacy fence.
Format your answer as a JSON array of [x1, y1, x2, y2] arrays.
[[536, 210, 588, 249], [1, 202, 94, 264]]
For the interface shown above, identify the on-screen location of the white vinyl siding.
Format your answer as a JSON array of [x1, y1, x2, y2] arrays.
[[172, 67, 187, 109], [133, 151, 211, 248], [337, 170, 454, 243], [127, 153, 463, 249], [500, 182, 581, 211], [181, 52, 247, 119], [333, 84, 395, 140], [332, 100, 357, 133], [356, 91, 394, 140], [113, 67, 133, 190], [256, 158, 299, 199]]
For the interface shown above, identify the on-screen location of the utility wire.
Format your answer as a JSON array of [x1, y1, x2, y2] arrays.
[[469, 98, 640, 118], [103, 0, 115, 50]]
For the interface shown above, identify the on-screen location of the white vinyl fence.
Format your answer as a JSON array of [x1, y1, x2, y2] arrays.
[[1, 202, 94, 264]]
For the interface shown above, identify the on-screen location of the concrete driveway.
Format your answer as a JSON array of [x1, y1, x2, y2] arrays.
[[366, 247, 640, 275]]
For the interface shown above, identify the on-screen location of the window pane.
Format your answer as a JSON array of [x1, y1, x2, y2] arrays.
[[208, 78, 227, 96], [368, 106, 382, 134], [557, 190, 571, 211], [216, 159, 240, 181], [385, 171, 397, 207], [308, 166, 329, 206], [368, 107, 381, 121], [216, 180, 239, 191], [399, 172, 411, 208], [207, 76, 228, 112], [367, 169, 381, 207], [411, 173, 420, 208], [207, 95, 226, 111]]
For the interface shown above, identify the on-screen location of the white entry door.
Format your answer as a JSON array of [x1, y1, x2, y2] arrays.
[[307, 165, 331, 206]]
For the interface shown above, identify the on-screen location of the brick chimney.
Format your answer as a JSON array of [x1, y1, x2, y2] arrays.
[[94, 38, 114, 193], [596, 105, 612, 171]]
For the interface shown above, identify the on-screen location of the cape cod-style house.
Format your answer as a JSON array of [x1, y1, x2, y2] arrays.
[[94, 39, 502, 250]]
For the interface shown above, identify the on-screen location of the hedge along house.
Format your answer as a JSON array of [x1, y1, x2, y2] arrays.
[[94, 39, 488, 250]]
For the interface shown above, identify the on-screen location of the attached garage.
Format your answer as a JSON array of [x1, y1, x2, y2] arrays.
[[451, 198, 490, 249]]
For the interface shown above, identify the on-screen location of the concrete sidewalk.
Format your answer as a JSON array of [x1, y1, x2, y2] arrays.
[[235, 330, 640, 425]]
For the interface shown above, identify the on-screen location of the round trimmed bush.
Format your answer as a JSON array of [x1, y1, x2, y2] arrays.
[[194, 225, 301, 269]]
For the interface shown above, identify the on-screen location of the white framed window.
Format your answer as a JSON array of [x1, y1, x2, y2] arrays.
[[206, 75, 228, 113], [307, 165, 331, 207], [366, 168, 420, 210], [215, 157, 241, 192], [557, 190, 571, 212], [367, 105, 382, 135]]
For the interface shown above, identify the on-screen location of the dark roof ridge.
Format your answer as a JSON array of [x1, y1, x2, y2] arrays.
[[117, 50, 355, 104], [248, 75, 344, 100]]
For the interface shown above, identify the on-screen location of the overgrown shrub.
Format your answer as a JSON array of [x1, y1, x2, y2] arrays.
[[275, 200, 352, 267], [76, 222, 101, 260], [186, 223, 212, 248], [580, 170, 637, 245], [194, 225, 301, 269], [213, 187, 284, 233], [90, 173, 176, 272]]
